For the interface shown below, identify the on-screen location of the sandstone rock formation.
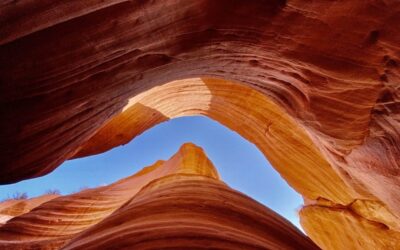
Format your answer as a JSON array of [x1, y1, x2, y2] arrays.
[[0, 194, 59, 226], [0, 144, 217, 249], [1, 0, 399, 249], [0, 144, 318, 249]]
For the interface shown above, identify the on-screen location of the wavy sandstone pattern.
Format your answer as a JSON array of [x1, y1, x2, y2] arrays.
[[0, 144, 219, 249], [63, 175, 317, 250], [0, 195, 59, 226], [0, 144, 318, 249], [1, 0, 399, 249]]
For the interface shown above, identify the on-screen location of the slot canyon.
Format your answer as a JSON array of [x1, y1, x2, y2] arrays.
[[0, 0, 399, 249]]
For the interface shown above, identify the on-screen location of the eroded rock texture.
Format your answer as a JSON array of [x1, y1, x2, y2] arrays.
[[72, 77, 400, 249], [1, 0, 399, 249], [0, 144, 317, 249], [0, 144, 219, 249], [0, 195, 59, 226]]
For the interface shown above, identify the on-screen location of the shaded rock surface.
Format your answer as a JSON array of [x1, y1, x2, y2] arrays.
[[1, 0, 400, 249]]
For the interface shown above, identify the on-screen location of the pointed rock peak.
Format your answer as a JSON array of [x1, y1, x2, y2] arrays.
[[132, 160, 165, 177], [162, 143, 220, 180]]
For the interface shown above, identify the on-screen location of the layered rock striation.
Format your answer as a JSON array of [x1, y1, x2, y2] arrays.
[[0, 194, 59, 226], [68, 78, 400, 249], [0, 144, 317, 249], [0, 144, 218, 249], [1, 0, 399, 249]]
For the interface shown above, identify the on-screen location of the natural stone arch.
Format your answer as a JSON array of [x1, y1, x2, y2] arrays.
[[71, 77, 400, 248], [1, 0, 399, 249], [73, 78, 355, 205]]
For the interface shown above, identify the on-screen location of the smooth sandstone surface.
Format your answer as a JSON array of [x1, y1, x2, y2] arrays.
[[0, 195, 59, 225], [63, 175, 317, 250], [0, 195, 59, 217], [0, 144, 318, 249], [300, 205, 400, 250], [1, 0, 399, 249], [72, 77, 400, 249], [0, 144, 218, 249]]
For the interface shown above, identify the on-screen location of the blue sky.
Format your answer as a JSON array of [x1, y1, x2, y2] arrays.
[[0, 116, 303, 228]]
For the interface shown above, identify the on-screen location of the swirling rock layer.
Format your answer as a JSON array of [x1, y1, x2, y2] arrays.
[[300, 203, 400, 250], [0, 144, 219, 249], [0, 144, 317, 249], [1, 0, 400, 249], [69, 78, 400, 249], [0, 195, 58, 226], [63, 174, 318, 250]]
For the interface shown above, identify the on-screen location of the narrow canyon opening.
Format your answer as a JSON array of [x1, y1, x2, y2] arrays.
[[3, 77, 399, 249], [2, 1, 400, 248], [1, 116, 304, 228]]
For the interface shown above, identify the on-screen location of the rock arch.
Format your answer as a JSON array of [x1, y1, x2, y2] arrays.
[[74, 78, 355, 204], [1, 0, 399, 249], [71, 77, 400, 249]]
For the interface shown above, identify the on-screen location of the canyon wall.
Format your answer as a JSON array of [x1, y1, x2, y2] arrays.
[[0, 144, 318, 249], [0, 194, 59, 226], [1, 0, 399, 249]]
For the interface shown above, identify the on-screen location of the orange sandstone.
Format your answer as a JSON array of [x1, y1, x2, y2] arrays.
[[1, 1, 399, 249], [0, 144, 318, 249], [0, 194, 59, 226]]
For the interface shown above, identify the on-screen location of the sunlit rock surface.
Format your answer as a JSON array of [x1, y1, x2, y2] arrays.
[[0, 144, 317, 249], [0, 195, 59, 226], [0, 144, 217, 248], [300, 204, 400, 250], [1, 0, 399, 249]]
